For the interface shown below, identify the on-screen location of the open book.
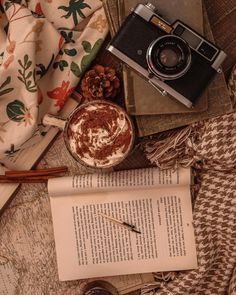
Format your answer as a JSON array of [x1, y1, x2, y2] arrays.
[[48, 167, 198, 283]]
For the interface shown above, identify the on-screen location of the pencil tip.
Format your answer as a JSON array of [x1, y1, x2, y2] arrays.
[[132, 229, 141, 234]]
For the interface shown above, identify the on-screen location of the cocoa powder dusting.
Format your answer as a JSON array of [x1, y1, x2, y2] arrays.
[[67, 103, 133, 166]]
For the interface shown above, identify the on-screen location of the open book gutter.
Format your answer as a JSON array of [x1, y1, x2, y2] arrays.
[[48, 166, 198, 282]]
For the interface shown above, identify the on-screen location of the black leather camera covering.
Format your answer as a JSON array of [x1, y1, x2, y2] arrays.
[[110, 13, 217, 104]]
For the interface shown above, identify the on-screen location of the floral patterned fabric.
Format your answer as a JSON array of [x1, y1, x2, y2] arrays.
[[0, 0, 108, 159]]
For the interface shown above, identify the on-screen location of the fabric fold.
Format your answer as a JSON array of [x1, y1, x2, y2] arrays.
[[0, 0, 108, 160]]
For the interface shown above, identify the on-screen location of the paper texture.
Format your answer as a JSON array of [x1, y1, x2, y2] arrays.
[[135, 4, 232, 136], [48, 167, 197, 281], [49, 166, 190, 197]]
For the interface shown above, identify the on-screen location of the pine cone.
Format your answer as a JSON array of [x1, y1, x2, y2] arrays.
[[80, 64, 120, 101]]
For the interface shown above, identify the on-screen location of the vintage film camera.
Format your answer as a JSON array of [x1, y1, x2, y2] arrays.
[[107, 3, 227, 108]]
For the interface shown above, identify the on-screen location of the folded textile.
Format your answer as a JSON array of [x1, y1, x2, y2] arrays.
[[141, 66, 236, 294], [0, 0, 108, 160]]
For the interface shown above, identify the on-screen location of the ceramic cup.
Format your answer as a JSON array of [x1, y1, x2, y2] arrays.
[[43, 100, 135, 169]]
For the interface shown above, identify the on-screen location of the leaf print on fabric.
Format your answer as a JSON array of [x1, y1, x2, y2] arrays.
[[5, 144, 20, 157], [53, 60, 69, 71], [47, 81, 74, 110], [53, 48, 77, 71], [18, 55, 37, 93], [5, 0, 25, 10], [0, 76, 14, 96], [60, 31, 75, 44], [7, 100, 33, 126], [89, 14, 107, 33], [64, 48, 77, 56], [20, 20, 44, 52], [31, 20, 44, 37], [4, 1, 14, 11], [6, 2, 31, 24], [71, 38, 103, 78], [58, 0, 91, 26], [36, 54, 54, 78], [7, 100, 25, 122]]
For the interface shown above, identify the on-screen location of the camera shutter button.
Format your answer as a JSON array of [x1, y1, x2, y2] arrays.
[[145, 3, 156, 11]]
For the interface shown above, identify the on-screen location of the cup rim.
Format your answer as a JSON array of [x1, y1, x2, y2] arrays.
[[63, 100, 135, 169]]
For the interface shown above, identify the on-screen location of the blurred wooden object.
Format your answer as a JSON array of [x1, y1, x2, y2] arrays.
[[205, 0, 236, 78]]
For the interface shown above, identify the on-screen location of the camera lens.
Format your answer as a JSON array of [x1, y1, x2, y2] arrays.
[[147, 35, 191, 80], [159, 47, 181, 67]]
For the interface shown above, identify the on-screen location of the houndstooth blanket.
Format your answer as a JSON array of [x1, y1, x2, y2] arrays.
[[143, 66, 236, 295]]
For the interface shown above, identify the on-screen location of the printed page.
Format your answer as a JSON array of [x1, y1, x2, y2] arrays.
[[48, 167, 191, 197], [49, 186, 197, 281]]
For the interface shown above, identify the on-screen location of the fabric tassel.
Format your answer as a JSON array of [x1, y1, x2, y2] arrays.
[[142, 125, 202, 169], [141, 272, 177, 295]]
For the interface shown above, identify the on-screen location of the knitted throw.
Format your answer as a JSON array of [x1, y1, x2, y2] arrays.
[[142, 65, 236, 295]]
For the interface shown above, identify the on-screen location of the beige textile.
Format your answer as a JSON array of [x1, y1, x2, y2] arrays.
[[0, 0, 108, 160], [143, 75, 236, 294]]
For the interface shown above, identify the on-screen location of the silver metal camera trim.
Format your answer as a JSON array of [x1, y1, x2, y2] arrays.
[[146, 35, 192, 80], [172, 21, 227, 69], [212, 51, 227, 72], [134, 3, 171, 25], [134, 5, 227, 71], [108, 45, 193, 108]]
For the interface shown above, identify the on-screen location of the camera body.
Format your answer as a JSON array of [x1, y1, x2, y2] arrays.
[[107, 3, 227, 108]]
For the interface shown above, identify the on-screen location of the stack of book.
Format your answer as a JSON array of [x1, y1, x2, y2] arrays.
[[103, 0, 233, 137]]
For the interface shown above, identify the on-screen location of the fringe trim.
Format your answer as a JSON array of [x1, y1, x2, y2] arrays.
[[142, 125, 200, 169], [141, 272, 177, 295]]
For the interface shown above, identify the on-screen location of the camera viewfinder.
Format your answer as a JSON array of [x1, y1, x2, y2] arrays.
[[173, 25, 201, 49], [198, 42, 218, 60]]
